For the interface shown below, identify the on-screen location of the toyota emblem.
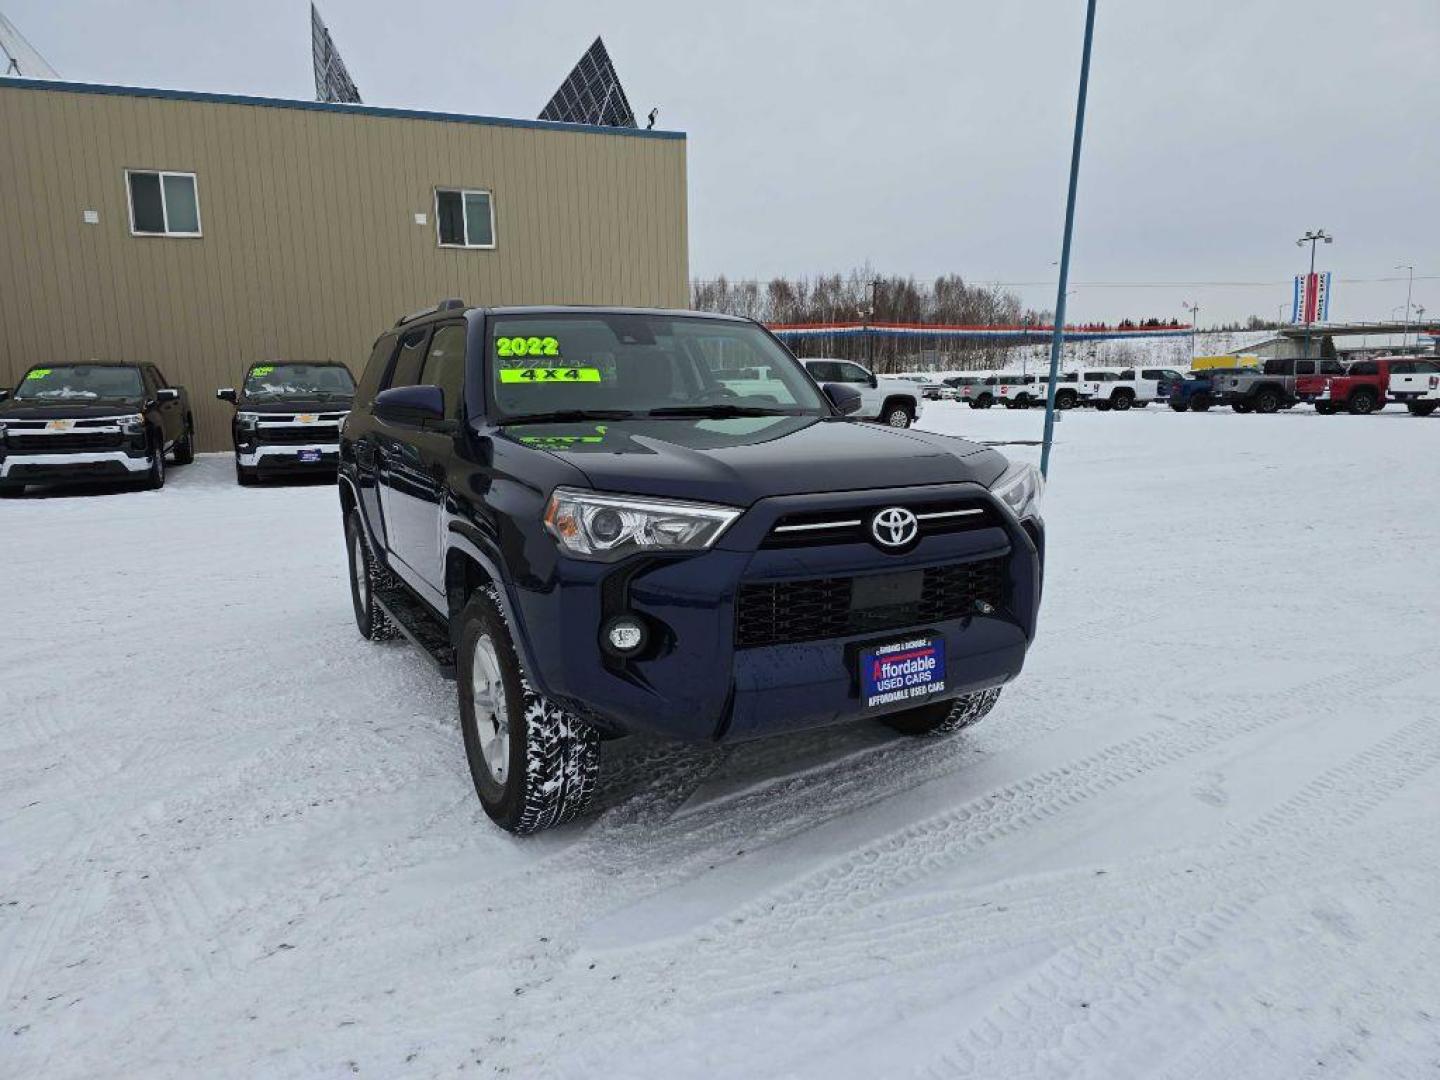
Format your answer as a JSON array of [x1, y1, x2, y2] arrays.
[[871, 507, 919, 549]]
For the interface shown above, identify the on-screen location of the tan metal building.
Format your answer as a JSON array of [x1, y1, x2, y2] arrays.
[[0, 78, 689, 450]]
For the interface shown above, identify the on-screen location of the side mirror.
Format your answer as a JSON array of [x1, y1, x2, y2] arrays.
[[868, 373, 879, 389], [156, 388, 180, 402], [375, 384, 444, 427], [216, 387, 237, 403], [0, 388, 9, 403], [822, 382, 864, 415]]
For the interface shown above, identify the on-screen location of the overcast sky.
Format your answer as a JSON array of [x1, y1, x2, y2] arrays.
[[8, 0, 1438, 324]]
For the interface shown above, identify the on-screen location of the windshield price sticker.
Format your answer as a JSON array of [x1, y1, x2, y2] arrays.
[[498, 367, 601, 384], [496, 336, 560, 358], [26, 369, 52, 380], [250, 365, 275, 378]]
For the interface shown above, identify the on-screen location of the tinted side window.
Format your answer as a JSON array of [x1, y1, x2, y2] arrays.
[[355, 333, 398, 408], [1117, 369, 1135, 380], [1320, 360, 1344, 375], [385, 329, 431, 390], [806, 361, 839, 382], [1141, 368, 1163, 379], [835, 363, 871, 383], [148, 365, 169, 388], [1349, 360, 1379, 376], [420, 323, 467, 419], [1263, 359, 1289, 376]]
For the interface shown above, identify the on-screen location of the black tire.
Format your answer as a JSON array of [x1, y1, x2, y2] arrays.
[[883, 403, 913, 428], [1253, 389, 1281, 414], [1314, 402, 1338, 416], [1191, 395, 1212, 412], [1347, 390, 1378, 416], [1055, 391, 1077, 410], [1132, 400, 1148, 408], [1407, 401, 1438, 417], [144, 433, 166, 490], [1112, 392, 1134, 412], [975, 395, 994, 410], [457, 588, 599, 834], [1094, 400, 1113, 412], [883, 687, 1003, 737], [1231, 402, 1252, 414], [0, 484, 24, 498], [236, 461, 258, 486], [1169, 401, 1188, 413], [345, 510, 398, 641], [173, 421, 196, 465]]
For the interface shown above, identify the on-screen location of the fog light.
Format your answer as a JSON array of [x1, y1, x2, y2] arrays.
[[603, 615, 647, 655]]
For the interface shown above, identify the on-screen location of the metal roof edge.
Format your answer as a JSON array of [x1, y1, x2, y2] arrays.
[[0, 76, 686, 141]]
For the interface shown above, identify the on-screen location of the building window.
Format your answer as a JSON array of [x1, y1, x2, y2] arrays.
[[126, 170, 202, 237], [435, 188, 494, 249]]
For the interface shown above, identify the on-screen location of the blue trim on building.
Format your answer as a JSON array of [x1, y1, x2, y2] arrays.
[[0, 76, 686, 141]]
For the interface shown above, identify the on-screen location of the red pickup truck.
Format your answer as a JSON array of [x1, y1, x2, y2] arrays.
[[1295, 356, 1440, 416]]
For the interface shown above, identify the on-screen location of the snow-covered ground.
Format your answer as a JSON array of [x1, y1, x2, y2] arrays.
[[4, 406, 1439, 1079]]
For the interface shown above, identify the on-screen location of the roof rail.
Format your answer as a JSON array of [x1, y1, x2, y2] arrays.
[[395, 298, 467, 327]]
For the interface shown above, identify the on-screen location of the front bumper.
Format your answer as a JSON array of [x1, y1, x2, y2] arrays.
[[0, 449, 151, 484], [511, 484, 1043, 744], [237, 443, 340, 471]]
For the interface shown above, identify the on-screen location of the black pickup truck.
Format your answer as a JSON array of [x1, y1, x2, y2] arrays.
[[338, 302, 1045, 834], [217, 362, 355, 484], [0, 361, 193, 495]]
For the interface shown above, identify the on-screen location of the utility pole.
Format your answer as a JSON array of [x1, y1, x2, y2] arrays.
[[1276, 302, 1287, 327], [1040, 0, 1098, 481], [1182, 301, 1199, 363], [1395, 264, 1414, 347], [866, 278, 881, 371], [1296, 229, 1332, 361]]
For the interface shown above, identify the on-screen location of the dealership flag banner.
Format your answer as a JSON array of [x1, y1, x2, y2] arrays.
[[1293, 272, 1332, 323]]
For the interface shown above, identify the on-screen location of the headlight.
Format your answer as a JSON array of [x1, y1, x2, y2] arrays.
[[118, 413, 146, 435], [237, 411, 259, 430], [991, 461, 1043, 521], [543, 487, 741, 562]]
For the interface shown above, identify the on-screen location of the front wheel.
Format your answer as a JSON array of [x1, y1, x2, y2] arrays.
[[884, 405, 913, 428], [458, 589, 599, 834], [1408, 401, 1438, 417], [1191, 397, 1212, 412], [145, 436, 166, 490], [1112, 393, 1133, 412], [1232, 402, 1252, 414], [883, 688, 1002, 737], [1169, 401, 1189, 413], [345, 510, 398, 641], [1055, 391, 1077, 410], [1347, 391, 1378, 416], [1253, 389, 1281, 414], [1314, 402, 1338, 415]]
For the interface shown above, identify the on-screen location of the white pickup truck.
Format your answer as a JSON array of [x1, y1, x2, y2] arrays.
[[1079, 366, 1186, 411], [1386, 357, 1440, 417], [995, 372, 1102, 410], [800, 359, 925, 428]]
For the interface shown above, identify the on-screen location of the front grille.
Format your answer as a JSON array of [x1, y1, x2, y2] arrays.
[[7, 432, 124, 452], [258, 425, 340, 445], [763, 498, 999, 549], [735, 557, 1006, 649]]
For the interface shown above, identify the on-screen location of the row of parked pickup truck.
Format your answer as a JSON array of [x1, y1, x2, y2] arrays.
[[910, 355, 1440, 416]]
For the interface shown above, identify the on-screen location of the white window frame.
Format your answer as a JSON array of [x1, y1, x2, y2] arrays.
[[125, 169, 203, 238], [434, 187, 496, 250]]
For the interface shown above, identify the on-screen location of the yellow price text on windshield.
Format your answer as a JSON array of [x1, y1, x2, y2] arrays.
[[26, 368, 52, 380], [250, 365, 275, 377], [499, 367, 601, 384]]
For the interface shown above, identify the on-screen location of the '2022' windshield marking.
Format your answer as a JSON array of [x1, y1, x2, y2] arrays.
[[496, 336, 560, 358]]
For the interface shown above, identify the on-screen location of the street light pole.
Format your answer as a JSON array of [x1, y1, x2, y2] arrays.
[[1041, 0, 1099, 481], [1296, 229, 1332, 361], [1395, 264, 1414, 347], [1182, 301, 1199, 363]]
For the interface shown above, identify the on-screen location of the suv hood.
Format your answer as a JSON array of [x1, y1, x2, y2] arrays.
[[499, 415, 1008, 505], [0, 399, 144, 420]]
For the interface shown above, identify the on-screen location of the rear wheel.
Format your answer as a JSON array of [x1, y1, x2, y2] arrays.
[[1112, 392, 1134, 412], [458, 588, 599, 834], [1169, 400, 1188, 412], [173, 421, 196, 465], [345, 510, 397, 641], [1055, 391, 1077, 410], [884, 403, 913, 428], [1407, 401, 1438, 417], [1232, 401, 1252, 414], [1191, 395, 1212, 412], [1094, 400, 1113, 412], [1253, 389, 1281, 414], [883, 688, 1003, 737], [1314, 402, 1339, 415]]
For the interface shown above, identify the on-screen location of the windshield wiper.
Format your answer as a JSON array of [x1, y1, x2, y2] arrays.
[[644, 404, 807, 418], [501, 409, 641, 425]]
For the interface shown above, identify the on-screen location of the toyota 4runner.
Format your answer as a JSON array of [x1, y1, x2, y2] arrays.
[[339, 303, 1044, 834]]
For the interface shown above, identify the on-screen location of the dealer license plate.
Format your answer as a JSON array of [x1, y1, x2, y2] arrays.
[[859, 636, 946, 710], [297, 448, 322, 463]]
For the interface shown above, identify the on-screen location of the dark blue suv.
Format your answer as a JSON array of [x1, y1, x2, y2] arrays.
[[339, 303, 1045, 833]]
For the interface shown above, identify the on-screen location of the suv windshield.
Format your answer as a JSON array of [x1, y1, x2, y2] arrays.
[[15, 364, 144, 402], [244, 364, 355, 398], [489, 313, 830, 422]]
